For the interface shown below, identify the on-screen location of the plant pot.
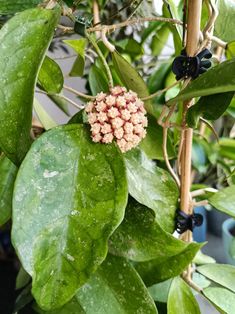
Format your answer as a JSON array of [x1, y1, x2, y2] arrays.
[[222, 218, 235, 265], [193, 206, 207, 243], [207, 208, 230, 237]]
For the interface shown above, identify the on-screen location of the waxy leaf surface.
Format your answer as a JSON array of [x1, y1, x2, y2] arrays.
[[12, 124, 128, 310]]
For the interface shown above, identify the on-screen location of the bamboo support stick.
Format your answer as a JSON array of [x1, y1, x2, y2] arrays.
[[180, 1, 202, 254]]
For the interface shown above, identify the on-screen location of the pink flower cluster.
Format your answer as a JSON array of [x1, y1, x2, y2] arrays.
[[85, 86, 148, 152]]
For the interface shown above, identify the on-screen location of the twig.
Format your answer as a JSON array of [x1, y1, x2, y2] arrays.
[[93, 0, 101, 38], [36, 90, 84, 110], [182, 274, 203, 293], [63, 85, 95, 100], [87, 17, 183, 33], [86, 32, 113, 89], [141, 79, 182, 101], [101, 27, 115, 52]]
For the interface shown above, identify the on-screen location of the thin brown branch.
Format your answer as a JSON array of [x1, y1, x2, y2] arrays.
[[141, 79, 182, 101], [87, 17, 183, 33], [63, 85, 95, 100]]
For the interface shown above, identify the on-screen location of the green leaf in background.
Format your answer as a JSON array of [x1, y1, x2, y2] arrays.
[[203, 287, 235, 314], [16, 267, 31, 290], [209, 185, 235, 218], [135, 241, 202, 286], [124, 148, 179, 233], [109, 198, 192, 262], [148, 279, 172, 303], [35, 255, 157, 314], [150, 25, 170, 57], [116, 38, 143, 58], [0, 154, 18, 225], [0, 0, 42, 14], [147, 62, 171, 95], [112, 51, 155, 114], [89, 65, 109, 95], [140, 115, 175, 160], [186, 92, 234, 128], [193, 250, 216, 265], [64, 39, 87, 77], [167, 277, 200, 314], [226, 41, 235, 59], [12, 124, 128, 310], [33, 99, 57, 130], [38, 56, 64, 94], [141, 21, 165, 43], [192, 138, 209, 174], [227, 97, 235, 117], [168, 59, 235, 106], [198, 264, 235, 293], [218, 138, 235, 160], [215, 0, 235, 42], [0, 8, 60, 165]]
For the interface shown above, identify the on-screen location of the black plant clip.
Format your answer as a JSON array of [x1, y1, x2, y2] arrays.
[[172, 48, 212, 80], [176, 209, 203, 234]]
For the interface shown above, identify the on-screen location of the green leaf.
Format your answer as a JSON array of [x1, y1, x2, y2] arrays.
[[0, 154, 18, 225], [116, 38, 143, 57], [198, 264, 235, 293], [192, 273, 211, 291], [203, 287, 235, 314], [193, 250, 216, 265], [218, 138, 235, 160], [16, 267, 31, 290], [226, 41, 235, 59], [35, 255, 157, 314], [168, 59, 235, 106], [209, 185, 235, 218], [148, 279, 172, 303], [112, 51, 148, 98], [111, 51, 154, 114], [150, 25, 170, 57], [38, 56, 64, 94], [0, 0, 43, 14], [167, 277, 200, 314], [64, 39, 87, 77], [135, 242, 202, 286], [140, 115, 175, 160], [12, 124, 128, 310], [88, 65, 109, 96], [186, 92, 234, 128], [0, 8, 60, 165], [215, 0, 235, 42], [109, 198, 193, 262], [33, 99, 57, 130], [124, 148, 179, 232]]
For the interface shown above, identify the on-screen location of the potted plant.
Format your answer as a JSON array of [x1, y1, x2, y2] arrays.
[[1, 0, 235, 313]]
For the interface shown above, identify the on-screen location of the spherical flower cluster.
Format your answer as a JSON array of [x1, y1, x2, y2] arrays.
[[85, 86, 148, 152]]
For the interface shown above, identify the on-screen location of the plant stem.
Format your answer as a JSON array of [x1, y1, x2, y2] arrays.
[[63, 85, 95, 100], [179, 0, 202, 279], [87, 16, 183, 33], [36, 90, 84, 110], [86, 32, 114, 89], [141, 79, 182, 101]]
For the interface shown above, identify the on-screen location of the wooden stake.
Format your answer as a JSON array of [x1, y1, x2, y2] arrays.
[[180, 1, 202, 249]]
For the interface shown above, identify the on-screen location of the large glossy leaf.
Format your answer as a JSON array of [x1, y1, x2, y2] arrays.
[[34, 99, 57, 130], [38, 56, 64, 94], [124, 148, 179, 232], [0, 8, 60, 165], [167, 277, 200, 314], [135, 241, 202, 286], [198, 264, 235, 293], [168, 59, 235, 106], [0, 154, 18, 225], [12, 124, 128, 310], [215, 0, 235, 42], [203, 287, 235, 314], [140, 115, 175, 160], [64, 39, 87, 77], [148, 279, 172, 303], [209, 186, 235, 218], [186, 92, 234, 128], [35, 255, 157, 314], [0, 0, 42, 14], [109, 198, 192, 262]]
